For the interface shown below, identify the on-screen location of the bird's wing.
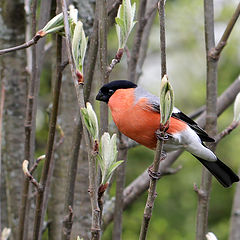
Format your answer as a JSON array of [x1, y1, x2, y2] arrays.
[[137, 89, 215, 142]]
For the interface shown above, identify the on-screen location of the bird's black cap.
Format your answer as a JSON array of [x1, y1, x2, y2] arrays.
[[96, 80, 137, 103]]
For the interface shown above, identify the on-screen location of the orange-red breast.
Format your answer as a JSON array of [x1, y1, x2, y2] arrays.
[[96, 80, 239, 187]]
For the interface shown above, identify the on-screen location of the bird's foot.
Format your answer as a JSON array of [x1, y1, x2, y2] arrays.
[[155, 129, 169, 141], [148, 165, 162, 180]]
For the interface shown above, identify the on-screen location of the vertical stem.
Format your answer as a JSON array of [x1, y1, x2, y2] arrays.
[[99, 0, 109, 135], [62, 119, 83, 240], [18, 1, 38, 239], [158, 0, 167, 78], [33, 33, 63, 240], [112, 134, 128, 240], [128, 0, 147, 83], [139, 1, 167, 239], [139, 139, 164, 240], [60, 1, 100, 239], [196, 0, 217, 239], [0, 80, 5, 239], [229, 168, 240, 240]]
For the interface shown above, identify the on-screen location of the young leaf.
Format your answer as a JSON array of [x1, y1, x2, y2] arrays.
[[233, 92, 240, 122]]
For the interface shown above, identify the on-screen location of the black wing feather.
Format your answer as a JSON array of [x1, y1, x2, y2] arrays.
[[172, 112, 215, 142], [150, 102, 214, 142]]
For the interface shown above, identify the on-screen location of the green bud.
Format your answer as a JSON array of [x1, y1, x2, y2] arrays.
[[160, 75, 174, 126], [81, 102, 99, 141], [72, 20, 88, 74], [41, 13, 64, 36], [115, 0, 136, 49], [233, 92, 240, 122], [97, 133, 123, 185]]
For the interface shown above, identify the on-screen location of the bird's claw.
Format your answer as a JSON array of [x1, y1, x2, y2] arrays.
[[155, 130, 169, 141], [148, 166, 162, 180]]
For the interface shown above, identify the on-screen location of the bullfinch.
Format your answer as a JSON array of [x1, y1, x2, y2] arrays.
[[96, 80, 239, 187]]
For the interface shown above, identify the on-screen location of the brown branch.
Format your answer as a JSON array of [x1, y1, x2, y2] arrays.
[[32, 32, 63, 240], [128, 0, 148, 83], [0, 33, 42, 56], [99, 0, 109, 136], [196, 0, 217, 239], [136, 0, 158, 82], [158, 0, 167, 78], [215, 121, 240, 143], [18, 1, 38, 239], [29, 155, 46, 174], [22, 160, 42, 191], [112, 133, 128, 240], [229, 168, 240, 240], [139, 1, 167, 238], [60, 1, 100, 240], [62, 206, 74, 239], [84, 6, 99, 102], [0, 79, 5, 238], [62, 119, 83, 240], [209, 3, 240, 61]]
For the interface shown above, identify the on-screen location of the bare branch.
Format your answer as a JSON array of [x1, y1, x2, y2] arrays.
[[0, 34, 42, 56], [22, 160, 42, 191], [33, 31, 63, 240], [196, 0, 217, 239], [209, 3, 240, 61], [112, 134, 127, 240], [128, 0, 148, 83]]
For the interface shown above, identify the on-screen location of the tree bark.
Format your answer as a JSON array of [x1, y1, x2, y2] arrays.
[[0, 1, 26, 239]]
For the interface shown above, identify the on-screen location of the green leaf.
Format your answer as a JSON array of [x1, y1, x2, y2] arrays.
[[115, 0, 136, 49]]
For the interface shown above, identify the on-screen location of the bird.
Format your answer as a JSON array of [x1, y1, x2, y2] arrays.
[[96, 80, 239, 188]]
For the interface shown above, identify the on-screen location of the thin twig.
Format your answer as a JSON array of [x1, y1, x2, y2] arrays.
[[209, 3, 240, 61], [0, 80, 5, 238], [62, 119, 83, 240], [99, 0, 109, 136], [29, 155, 46, 174], [22, 160, 42, 191], [18, 1, 38, 238], [32, 32, 63, 240], [128, 0, 148, 83], [139, 1, 167, 239], [112, 133, 128, 240], [60, 1, 100, 240], [0, 34, 42, 56], [215, 121, 240, 143], [84, 7, 99, 102]]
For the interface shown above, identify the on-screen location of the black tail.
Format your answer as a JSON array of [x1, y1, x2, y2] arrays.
[[192, 154, 239, 188]]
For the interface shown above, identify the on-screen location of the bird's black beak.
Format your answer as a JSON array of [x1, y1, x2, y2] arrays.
[[96, 90, 108, 103]]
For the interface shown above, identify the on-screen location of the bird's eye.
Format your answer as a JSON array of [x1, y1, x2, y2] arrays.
[[109, 89, 114, 94]]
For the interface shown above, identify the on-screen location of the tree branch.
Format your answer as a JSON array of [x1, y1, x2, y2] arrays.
[[60, 1, 100, 240], [196, 0, 217, 239], [32, 31, 63, 240], [139, 1, 167, 238], [128, 0, 148, 83], [209, 3, 240, 61]]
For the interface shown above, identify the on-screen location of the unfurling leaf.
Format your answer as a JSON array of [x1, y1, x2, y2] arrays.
[[115, 0, 136, 49], [98, 133, 123, 185], [160, 75, 174, 126], [72, 20, 88, 75], [41, 13, 64, 36], [233, 92, 240, 122], [81, 102, 99, 141]]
